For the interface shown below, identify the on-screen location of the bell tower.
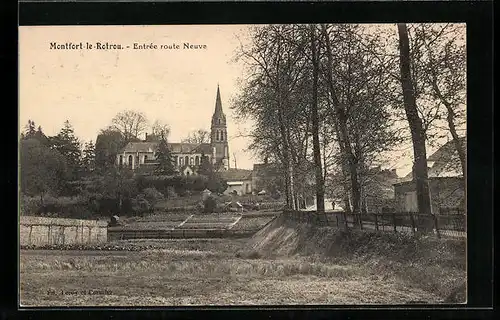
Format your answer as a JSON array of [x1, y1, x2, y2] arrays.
[[210, 84, 229, 170]]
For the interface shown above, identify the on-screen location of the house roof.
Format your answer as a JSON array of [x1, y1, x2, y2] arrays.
[[400, 137, 466, 181], [120, 142, 211, 154], [219, 169, 253, 181], [428, 137, 466, 162]]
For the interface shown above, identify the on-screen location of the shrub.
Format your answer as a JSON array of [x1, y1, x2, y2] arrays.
[[165, 186, 178, 198], [203, 196, 217, 213], [142, 187, 164, 207]]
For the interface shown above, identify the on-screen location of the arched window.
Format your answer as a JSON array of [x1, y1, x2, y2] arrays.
[[218, 118, 221, 125], [195, 156, 200, 166], [119, 155, 123, 166], [190, 157, 194, 165], [128, 155, 133, 168], [221, 131, 224, 141], [216, 130, 220, 141], [179, 157, 183, 166], [144, 155, 148, 163], [185, 156, 189, 166]]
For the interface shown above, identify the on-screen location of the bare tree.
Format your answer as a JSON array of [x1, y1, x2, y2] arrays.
[[111, 110, 149, 142], [182, 129, 210, 144], [417, 24, 466, 180], [309, 24, 325, 213], [151, 120, 171, 141]]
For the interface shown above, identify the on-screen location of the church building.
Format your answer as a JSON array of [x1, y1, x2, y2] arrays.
[[115, 85, 230, 175]]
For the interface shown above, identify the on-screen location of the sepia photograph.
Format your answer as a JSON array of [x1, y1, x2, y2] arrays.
[[19, 24, 466, 307]]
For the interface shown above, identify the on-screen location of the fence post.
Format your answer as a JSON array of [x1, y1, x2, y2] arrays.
[[47, 225, 51, 245], [374, 214, 379, 231], [61, 226, 65, 245], [392, 212, 397, 233], [28, 225, 33, 245], [433, 214, 441, 239], [343, 211, 348, 230], [410, 212, 416, 234]]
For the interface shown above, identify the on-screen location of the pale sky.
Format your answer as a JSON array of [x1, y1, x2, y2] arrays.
[[19, 25, 256, 169], [19, 24, 464, 176]]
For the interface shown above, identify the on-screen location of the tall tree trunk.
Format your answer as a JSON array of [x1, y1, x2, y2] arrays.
[[321, 25, 360, 214], [446, 109, 466, 181], [333, 117, 352, 213], [397, 23, 433, 231], [310, 25, 325, 214], [277, 95, 295, 210]]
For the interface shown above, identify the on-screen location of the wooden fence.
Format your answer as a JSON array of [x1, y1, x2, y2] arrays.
[[107, 228, 256, 241], [282, 210, 466, 238]]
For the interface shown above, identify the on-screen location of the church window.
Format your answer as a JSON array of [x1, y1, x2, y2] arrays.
[[195, 156, 200, 166], [216, 130, 220, 141], [144, 155, 148, 163], [218, 118, 221, 125], [185, 156, 189, 166], [221, 131, 224, 141], [128, 155, 133, 169], [190, 157, 194, 165], [179, 157, 183, 166], [119, 155, 123, 166]]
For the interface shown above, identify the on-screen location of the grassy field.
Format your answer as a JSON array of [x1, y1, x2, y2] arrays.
[[20, 223, 464, 306]]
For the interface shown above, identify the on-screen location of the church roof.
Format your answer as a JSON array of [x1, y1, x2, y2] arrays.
[[122, 142, 159, 153], [169, 143, 211, 154], [120, 141, 211, 154]]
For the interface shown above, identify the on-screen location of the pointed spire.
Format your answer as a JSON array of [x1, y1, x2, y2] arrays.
[[214, 84, 223, 116]]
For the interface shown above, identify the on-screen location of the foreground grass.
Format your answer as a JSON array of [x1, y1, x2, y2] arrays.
[[20, 238, 446, 306]]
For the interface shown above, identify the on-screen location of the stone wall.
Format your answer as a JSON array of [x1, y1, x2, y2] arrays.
[[20, 216, 108, 246]]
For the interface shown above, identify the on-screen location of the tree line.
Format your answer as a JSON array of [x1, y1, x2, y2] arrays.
[[232, 23, 466, 231], [20, 110, 221, 209]]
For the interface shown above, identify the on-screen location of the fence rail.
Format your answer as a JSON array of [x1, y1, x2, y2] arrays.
[[107, 228, 256, 240], [282, 210, 466, 238]]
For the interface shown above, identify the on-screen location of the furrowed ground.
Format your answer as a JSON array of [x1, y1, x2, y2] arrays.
[[20, 217, 466, 306]]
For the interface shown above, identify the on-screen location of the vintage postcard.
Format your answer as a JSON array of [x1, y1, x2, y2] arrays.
[[19, 24, 466, 307]]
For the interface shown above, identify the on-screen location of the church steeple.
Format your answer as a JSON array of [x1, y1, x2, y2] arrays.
[[210, 84, 229, 170], [212, 84, 225, 123]]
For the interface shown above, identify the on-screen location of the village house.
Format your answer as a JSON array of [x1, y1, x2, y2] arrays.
[[220, 169, 253, 196], [393, 137, 466, 214], [115, 85, 230, 175]]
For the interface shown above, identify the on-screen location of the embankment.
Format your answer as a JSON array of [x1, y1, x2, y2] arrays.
[[248, 215, 466, 303]]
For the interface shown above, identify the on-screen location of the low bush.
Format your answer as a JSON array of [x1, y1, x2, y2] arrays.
[[203, 196, 218, 214]]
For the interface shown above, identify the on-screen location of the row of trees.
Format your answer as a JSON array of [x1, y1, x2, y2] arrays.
[[233, 23, 465, 231]]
